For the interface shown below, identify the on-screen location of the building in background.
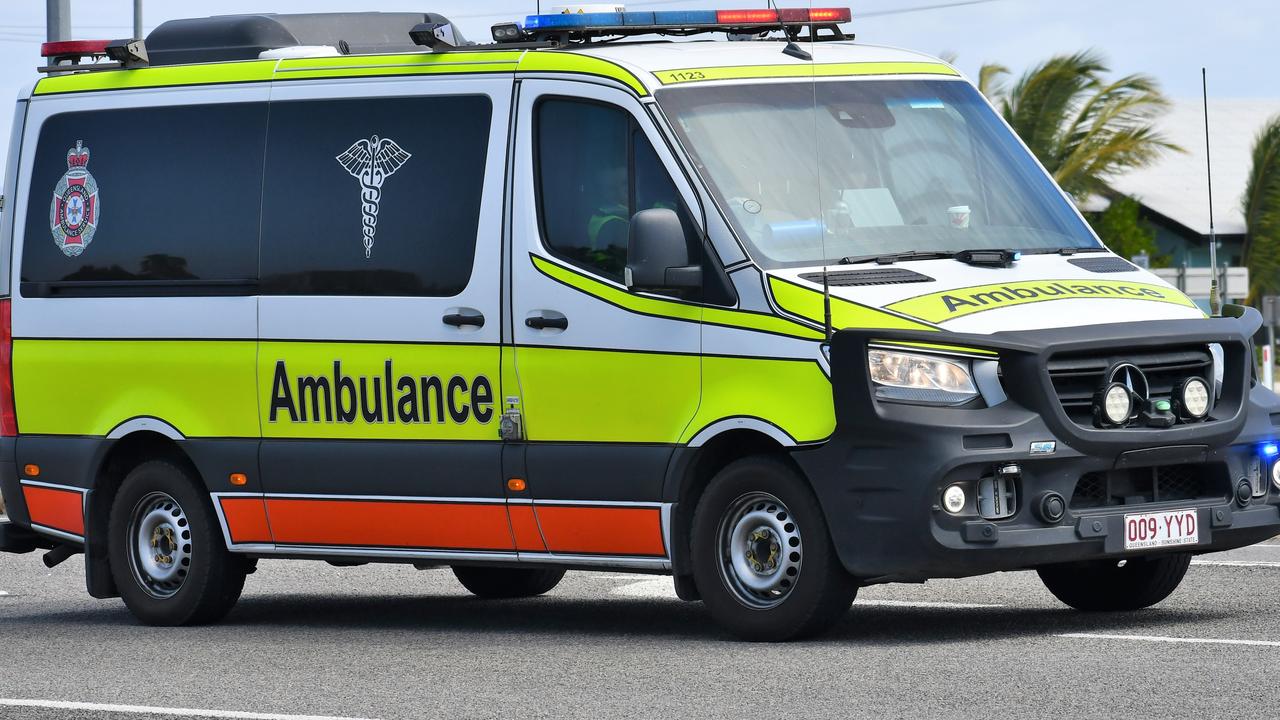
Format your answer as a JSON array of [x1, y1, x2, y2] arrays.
[[1087, 99, 1276, 307]]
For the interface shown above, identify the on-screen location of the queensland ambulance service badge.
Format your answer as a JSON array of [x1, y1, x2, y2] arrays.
[[49, 140, 100, 257]]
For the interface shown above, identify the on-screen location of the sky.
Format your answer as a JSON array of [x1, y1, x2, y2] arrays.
[[1, 0, 1277, 174]]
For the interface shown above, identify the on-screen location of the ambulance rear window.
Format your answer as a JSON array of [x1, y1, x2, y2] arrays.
[[21, 103, 267, 295]]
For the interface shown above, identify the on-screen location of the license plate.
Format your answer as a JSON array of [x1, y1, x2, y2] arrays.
[[1123, 509, 1199, 551]]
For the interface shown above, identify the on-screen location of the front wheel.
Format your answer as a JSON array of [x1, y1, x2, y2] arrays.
[[107, 460, 248, 626], [1038, 553, 1191, 611], [452, 566, 566, 598], [691, 456, 856, 641]]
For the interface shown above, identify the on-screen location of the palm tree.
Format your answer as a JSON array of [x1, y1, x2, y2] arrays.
[[1244, 116, 1280, 303], [979, 51, 1179, 199]]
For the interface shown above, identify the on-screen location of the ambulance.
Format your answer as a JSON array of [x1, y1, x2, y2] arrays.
[[0, 7, 1276, 642]]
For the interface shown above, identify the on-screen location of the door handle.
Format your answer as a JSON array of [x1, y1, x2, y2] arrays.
[[443, 311, 485, 328], [525, 314, 568, 331]]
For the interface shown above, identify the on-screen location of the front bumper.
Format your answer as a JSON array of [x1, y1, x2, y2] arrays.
[[795, 308, 1280, 582]]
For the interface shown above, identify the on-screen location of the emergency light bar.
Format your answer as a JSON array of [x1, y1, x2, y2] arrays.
[[38, 38, 148, 72], [511, 7, 852, 42]]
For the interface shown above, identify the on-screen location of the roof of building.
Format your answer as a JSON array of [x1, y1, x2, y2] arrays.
[[1107, 99, 1278, 237]]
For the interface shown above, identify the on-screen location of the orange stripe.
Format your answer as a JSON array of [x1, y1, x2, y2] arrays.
[[534, 505, 665, 556], [22, 485, 84, 536], [220, 497, 273, 544], [508, 504, 547, 552], [264, 498, 515, 551]]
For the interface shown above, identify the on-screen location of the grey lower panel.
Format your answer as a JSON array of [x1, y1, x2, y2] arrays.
[[523, 442, 673, 502], [259, 439, 504, 498]]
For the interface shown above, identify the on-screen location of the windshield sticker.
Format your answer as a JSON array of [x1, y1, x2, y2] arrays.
[[887, 280, 1199, 323], [50, 140, 100, 258], [336, 135, 412, 259]]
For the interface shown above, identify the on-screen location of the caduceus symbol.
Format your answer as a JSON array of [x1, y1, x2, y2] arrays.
[[336, 135, 412, 258]]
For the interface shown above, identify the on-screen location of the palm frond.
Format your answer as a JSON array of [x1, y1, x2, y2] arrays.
[[1243, 115, 1280, 301]]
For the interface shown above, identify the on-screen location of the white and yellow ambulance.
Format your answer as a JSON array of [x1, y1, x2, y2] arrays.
[[0, 8, 1276, 641]]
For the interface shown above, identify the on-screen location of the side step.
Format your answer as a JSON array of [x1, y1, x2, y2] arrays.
[[0, 521, 52, 554]]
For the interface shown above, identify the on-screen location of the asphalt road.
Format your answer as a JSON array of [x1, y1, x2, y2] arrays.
[[2, 540, 1279, 720]]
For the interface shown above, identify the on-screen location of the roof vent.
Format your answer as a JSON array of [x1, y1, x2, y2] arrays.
[[146, 13, 463, 66]]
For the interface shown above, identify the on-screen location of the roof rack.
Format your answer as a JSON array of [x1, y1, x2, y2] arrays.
[[145, 12, 460, 66]]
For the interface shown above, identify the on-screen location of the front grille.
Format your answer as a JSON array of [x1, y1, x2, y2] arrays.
[[1069, 463, 1230, 510], [1047, 345, 1214, 426]]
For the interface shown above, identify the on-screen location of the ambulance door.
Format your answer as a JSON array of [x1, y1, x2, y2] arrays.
[[254, 77, 514, 557], [509, 81, 704, 561]]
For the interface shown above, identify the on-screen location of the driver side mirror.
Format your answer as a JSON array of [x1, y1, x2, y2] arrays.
[[625, 208, 701, 292]]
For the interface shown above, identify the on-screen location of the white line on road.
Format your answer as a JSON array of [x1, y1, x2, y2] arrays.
[[1192, 559, 1280, 568], [1058, 633, 1280, 648], [856, 599, 1005, 609], [0, 590, 8, 596], [0, 699, 380, 720]]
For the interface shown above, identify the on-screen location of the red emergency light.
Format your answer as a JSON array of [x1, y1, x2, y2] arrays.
[[40, 40, 111, 59], [716, 8, 853, 25]]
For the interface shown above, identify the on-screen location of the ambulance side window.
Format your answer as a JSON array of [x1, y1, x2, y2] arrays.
[[536, 98, 693, 284], [21, 103, 266, 294], [259, 95, 491, 297]]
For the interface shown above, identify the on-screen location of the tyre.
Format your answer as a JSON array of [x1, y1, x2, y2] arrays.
[[1038, 553, 1191, 611], [690, 456, 857, 641], [108, 460, 248, 625], [452, 566, 566, 598]]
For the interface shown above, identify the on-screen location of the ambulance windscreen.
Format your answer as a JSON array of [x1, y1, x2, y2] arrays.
[[657, 79, 1099, 268]]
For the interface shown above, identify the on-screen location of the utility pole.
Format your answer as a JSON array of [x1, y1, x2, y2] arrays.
[[133, 0, 144, 39], [46, 0, 70, 43]]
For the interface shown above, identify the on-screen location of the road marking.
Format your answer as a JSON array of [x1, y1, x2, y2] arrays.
[[0, 590, 9, 596], [0, 699, 380, 720], [1192, 559, 1280, 568], [1058, 633, 1280, 648], [608, 580, 1007, 609], [612, 579, 677, 599], [856, 599, 1005, 609]]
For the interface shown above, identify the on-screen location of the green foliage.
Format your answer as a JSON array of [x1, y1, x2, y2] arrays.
[[1243, 115, 1280, 303], [1089, 196, 1162, 265], [979, 51, 1180, 199]]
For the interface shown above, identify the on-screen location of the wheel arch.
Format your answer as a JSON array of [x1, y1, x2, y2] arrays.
[[84, 429, 206, 599], [664, 426, 806, 582]]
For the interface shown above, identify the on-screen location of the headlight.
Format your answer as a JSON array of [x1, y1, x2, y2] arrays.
[[868, 349, 978, 405]]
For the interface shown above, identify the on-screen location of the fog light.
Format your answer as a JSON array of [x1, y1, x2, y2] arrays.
[[1093, 383, 1134, 428], [942, 485, 966, 514], [1272, 460, 1280, 491], [1174, 377, 1211, 420]]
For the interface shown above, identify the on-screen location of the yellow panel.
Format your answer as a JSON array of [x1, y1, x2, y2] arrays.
[[887, 280, 1200, 324], [13, 340, 259, 437], [654, 61, 959, 86], [516, 52, 649, 96], [34, 60, 277, 95], [768, 275, 936, 332], [260, 342, 500, 441], [516, 347, 699, 443], [533, 255, 821, 339], [686, 357, 835, 445], [273, 51, 522, 81]]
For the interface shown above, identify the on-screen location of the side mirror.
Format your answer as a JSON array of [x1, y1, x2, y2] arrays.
[[625, 208, 701, 292]]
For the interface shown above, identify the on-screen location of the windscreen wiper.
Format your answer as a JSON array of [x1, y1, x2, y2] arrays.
[[1020, 246, 1110, 256], [840, 248, 1021, 268]]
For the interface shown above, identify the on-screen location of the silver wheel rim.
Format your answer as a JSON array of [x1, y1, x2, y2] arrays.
[[716, 491, 802, 609], [126, 491, 192, 599]]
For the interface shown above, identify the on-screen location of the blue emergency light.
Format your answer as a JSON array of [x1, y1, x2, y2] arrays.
[[1262, 442, 1279, 458], [518, 7, 851, 35]]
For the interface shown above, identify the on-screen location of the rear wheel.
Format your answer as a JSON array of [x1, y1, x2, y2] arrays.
[[108, 460, 247, 625], [1038, 553, 1191, 611], [452, 566, 566, 598], [691, 456, 856, 641]]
